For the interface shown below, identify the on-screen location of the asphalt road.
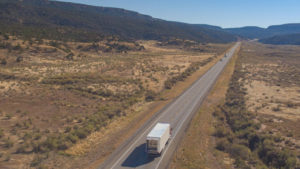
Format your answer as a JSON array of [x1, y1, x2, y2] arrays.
[[99, 42, 240, 169]]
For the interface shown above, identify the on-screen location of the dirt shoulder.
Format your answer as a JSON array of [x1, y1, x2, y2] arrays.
[[168, 44, 240, 169]]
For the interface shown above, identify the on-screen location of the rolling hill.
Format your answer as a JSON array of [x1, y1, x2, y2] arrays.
[[259, 33, 300, 45], [267, 23, 300, 35], [225, 26, 270, 39], [2, 0, 299, 45], [226, 23, 300, 40], [0, 0, 236, 43]]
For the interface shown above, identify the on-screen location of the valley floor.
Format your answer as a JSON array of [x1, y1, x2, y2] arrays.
[[0, 35, 231, 169]]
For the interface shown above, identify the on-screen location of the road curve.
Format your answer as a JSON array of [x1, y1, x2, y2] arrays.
[[98, 42, 240, 169]]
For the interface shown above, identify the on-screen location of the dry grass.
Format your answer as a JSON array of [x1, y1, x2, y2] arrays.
[[239, 42, 300, 166], [0, 35, 232, 169], [246, 80, 300, 120]]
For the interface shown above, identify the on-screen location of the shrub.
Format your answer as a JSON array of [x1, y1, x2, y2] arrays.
[[0, 128, 4, 138], [57, 139, 70, 150], [4, 137, 14, 148], [65, 52, 74, 60], [0, 58, 7, 65], [30, 155, 43, 167], [73, 128, 88, 139], [43, 136, 58, 150], [234, 158, 251, 169], [34, 133, 42, 140], [3, 34, 9, 40], [286, 102, 295, 108], [248, 133, 261, 151], [66, 133, 78, 143], [273, 135, 283, 143], [286, 132, 293, 137], [32, 142, 44, 153], [216, 138, 230, 151], [228, 143, 251, 160], [4, 154, 10, 161], [272, 106, 280, 112], [49, 41, 60, 48], [13, 44, 22, 50], [64, 126, 72, 133], [258, 140, 297, 169], [164, 79, 173, 89], [16, 56, 23, 62], [214, 127, 229, 138], [16, 144, 29, 154], [5, 113, 12, 119], [145, 90, 156, 102]]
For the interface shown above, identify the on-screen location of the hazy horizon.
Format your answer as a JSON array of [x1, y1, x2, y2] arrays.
[[54, 0, 300, 28]]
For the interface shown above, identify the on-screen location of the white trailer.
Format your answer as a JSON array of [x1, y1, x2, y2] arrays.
[[146, 123, 171, 155]]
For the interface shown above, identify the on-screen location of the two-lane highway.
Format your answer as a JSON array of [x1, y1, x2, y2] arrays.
[[99, 42, 240, 169]]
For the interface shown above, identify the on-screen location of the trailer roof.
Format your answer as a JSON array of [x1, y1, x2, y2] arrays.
[[147, 123, 170, 138]]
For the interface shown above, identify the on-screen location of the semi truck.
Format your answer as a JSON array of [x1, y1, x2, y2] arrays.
[[146, 123, 171, 155]]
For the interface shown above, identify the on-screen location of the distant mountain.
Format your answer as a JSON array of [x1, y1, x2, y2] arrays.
[[267, 23, 300, 35], [0, 0, 236, 43], [259, 33, 300, 45], [225, 26, 270, 39], [194, 24, 223, 31], [226, 23, 300, 39]]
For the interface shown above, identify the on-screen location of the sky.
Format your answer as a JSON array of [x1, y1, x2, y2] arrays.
[[55, 0, 300, 28]]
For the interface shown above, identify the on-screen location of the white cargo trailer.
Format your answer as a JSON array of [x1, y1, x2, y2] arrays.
[[146, 123, 171, 155]]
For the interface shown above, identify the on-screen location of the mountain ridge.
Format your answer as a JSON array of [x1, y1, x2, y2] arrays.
[[259, 33, 300, 45], [225, 23, 300, 39], [1, 0, 300, 45], [0, 0, 236, 43]]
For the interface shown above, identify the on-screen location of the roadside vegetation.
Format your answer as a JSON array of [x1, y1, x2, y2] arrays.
[[164, 56, 216, 89], [213, 42, 300, 169]]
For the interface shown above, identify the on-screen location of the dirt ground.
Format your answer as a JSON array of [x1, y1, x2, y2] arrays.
[[240, 42, 300, 166], [0, 35, 231, 169]]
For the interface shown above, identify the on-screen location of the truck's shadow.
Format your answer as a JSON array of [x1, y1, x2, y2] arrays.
[[121, 143, 156, 167]]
